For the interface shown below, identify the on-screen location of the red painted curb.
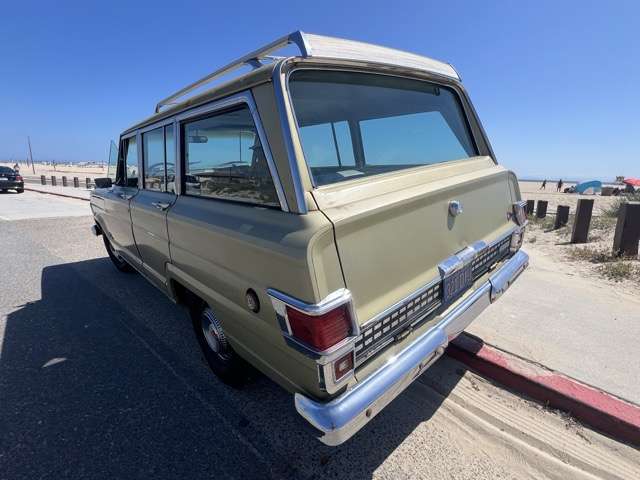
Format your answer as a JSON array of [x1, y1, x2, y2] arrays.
[[448, 333, 640, 447], [24, 187, 90, 202]]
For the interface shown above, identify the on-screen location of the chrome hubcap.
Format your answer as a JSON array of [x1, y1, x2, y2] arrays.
[[201, 308, 231, 360]]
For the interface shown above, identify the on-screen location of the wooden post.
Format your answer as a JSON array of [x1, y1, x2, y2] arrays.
[[536, 200, 548, 218], [613, 202, 640, 256], [62, 176, 67, 187], [526, 200, 535, 215], [73, 177, 79, 188], [571, 199, 594, 244], [51, 175, 56, 186], [554, 205, 570, 229], [85, 177, 91, 189], [40, 175, 46, 185]]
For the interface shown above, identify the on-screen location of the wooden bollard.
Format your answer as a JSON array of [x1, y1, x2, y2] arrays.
[[73, 177, 79, 188], [613, 202, 640, 256], [85, 177, 91, 189], [51, 175, 57, 186], [554, 205, 570, 229], [62, 176, 67, 187], [526, 200, 535, 215], [40, 175, 46, 185], [571, 199, 594, 244], [536, 200, 548, 218]]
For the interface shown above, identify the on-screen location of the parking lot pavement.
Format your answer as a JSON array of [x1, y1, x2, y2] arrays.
[[0, 190, 91, 220], [1, 210, 639, 479], [23, 183, 91, 201]]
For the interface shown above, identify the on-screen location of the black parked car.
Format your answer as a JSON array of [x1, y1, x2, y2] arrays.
[[0, 166, 24, 193]]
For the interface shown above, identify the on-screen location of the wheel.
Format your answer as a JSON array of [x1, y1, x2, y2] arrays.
[[191, 304, 249, 387], [103, 235, 134, 273], [16, 188, 24, 193]]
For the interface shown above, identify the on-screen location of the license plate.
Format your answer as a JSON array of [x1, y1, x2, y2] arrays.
[[443, 264, 473, 304]]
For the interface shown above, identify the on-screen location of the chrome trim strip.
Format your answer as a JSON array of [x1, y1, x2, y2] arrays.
[[272, 60, 308, 213], [295, 249, 529, 446], [358, 277, 441, 333]]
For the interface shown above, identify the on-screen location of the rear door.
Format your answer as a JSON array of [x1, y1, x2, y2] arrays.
[[130, 123, 177, 289], [99, 134, 141, 267], [289, 69, 519, 323]]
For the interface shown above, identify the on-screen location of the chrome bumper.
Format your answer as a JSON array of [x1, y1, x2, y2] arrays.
[[295, 249, 529, 446]]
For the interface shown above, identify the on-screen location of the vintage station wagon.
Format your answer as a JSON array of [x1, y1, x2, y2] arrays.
[[90, 32, 529, 445]]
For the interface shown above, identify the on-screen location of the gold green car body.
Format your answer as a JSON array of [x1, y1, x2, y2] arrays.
[[90, 32, 528, 445]]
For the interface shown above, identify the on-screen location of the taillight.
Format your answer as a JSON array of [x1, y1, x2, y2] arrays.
[[287, 304, 351, 351], [16, 175, 23, 181]]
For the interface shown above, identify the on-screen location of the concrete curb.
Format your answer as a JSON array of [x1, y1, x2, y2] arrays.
[[447, 333, 640, 447], [24, 186, 90, 202]]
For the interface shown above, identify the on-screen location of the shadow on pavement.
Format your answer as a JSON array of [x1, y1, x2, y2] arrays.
[[0, 258, 463, 479]]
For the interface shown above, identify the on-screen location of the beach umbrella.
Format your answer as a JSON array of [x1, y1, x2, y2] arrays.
[[623, 178, 640, 186]]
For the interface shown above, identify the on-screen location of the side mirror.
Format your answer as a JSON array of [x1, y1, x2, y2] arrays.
[[94, 177, 113, 189]]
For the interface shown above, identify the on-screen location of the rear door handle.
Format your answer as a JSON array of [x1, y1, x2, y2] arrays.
[[151, 201, 171, 211]]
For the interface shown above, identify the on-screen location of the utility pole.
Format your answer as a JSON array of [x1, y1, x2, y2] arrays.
[[27, 136, 35, 175]]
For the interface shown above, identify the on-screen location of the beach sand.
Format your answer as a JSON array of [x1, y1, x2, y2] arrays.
[[518, 180, 621, 216]]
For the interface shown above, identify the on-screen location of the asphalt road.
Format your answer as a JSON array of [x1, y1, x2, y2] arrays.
[[1, 192, 638, 480]]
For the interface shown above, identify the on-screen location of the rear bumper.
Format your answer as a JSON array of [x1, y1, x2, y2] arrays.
[[295, 249, 529, 446], [0, 181, 23, 189]]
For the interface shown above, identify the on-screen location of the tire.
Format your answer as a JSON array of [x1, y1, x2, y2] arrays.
[[16, 189, 24, 193], [191, 304, 249, 387], [103, 235, 134, 273], [0, 189, 7, 193]]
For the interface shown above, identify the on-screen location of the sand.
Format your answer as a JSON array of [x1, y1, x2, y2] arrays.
[[518, 181, 639, 294], [519, 180, 622, 216], [0, 161, 106, 179]]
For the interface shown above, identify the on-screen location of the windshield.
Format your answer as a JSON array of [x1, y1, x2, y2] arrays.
[[289, 70, 478, 186]]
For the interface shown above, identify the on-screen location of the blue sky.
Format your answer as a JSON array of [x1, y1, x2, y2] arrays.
[[1, 0, 638, 180]]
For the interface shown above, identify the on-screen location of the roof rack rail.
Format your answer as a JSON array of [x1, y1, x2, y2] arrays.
[[155, 31, 459, 113]]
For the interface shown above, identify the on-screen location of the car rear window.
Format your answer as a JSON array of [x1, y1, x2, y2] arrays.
[[0, 166, 14, 174], [289, 70, 478, 186]]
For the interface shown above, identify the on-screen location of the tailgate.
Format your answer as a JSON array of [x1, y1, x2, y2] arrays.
[[312, 157, 518, 324]]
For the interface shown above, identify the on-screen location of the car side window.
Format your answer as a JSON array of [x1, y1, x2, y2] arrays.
[[182, 105, 279, 207], [125, 137, 139, 188], [298, 120, 355, 168], [143, 127, 165, 191]]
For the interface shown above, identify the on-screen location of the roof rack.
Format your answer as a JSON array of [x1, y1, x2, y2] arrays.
[[155, 31, 459, 113]]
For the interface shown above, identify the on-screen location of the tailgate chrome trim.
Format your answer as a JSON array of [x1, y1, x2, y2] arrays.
[[295, 249, 529, 446]]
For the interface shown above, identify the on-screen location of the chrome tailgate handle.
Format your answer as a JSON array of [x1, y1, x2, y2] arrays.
[[151, 201, 171, 211]]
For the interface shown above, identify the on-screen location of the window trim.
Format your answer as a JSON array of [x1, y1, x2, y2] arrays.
[[283, 64, 487, 190], [177, 91, 288, 211]]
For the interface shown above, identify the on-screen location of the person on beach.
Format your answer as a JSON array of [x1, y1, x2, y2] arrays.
[[540, 179, 547, 190], [557, 179, 563, 192], [13, 162, 19, 173]]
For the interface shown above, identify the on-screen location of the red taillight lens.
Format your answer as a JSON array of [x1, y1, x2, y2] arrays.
[[286, 304, 351, 351], [16, 175, 23, 181]]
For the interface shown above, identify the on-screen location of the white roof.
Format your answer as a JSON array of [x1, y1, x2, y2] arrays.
[[155, 31, 459, 113]]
